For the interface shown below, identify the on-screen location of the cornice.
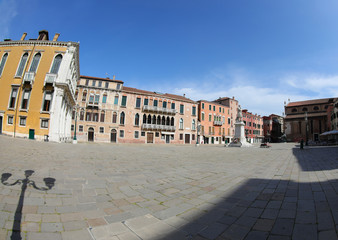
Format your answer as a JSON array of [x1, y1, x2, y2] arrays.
[[0, 40, 79, 48]]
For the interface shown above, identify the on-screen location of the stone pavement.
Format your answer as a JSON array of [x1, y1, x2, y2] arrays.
[[0, 135, 337, 240]]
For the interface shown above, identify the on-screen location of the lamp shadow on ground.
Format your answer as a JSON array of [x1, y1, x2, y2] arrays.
[[1, 170, 55, 240]]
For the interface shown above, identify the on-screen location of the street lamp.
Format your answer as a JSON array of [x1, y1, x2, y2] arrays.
[[305, 112, 309, 146], [73, 104, 79, 144]]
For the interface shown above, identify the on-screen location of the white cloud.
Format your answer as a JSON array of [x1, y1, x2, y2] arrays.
[[0, 0, 18, 40]]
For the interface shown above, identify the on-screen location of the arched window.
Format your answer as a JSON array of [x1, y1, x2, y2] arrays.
[[29, 53, 41, 73], [292, 108, 297, 113], [0, 53, 8, 76], [82, 91, 87, 102], [166, 116, 170, 125], [50, 54, 62, 74], [162, 116, 165, 125], [120, 112, 125, 125], [152, 115, 156, 124], [179, 118, 184, 129], [171, 117, 175, 126], [75, 90, 78, 100], [100, 110, 105, 122], [102, 94, 107, 103], [112, 112, 117, 123], [157, 115, 161, 125], [302, 107, 308, 112], [80, 109, 84, 121], [143, 114, 147, 124], [16, 52, 29, 77], [135, 113, 139, 126], [147, 114, 152, 124], [313, 106, 319, 111], [192, 119, 196, 130]]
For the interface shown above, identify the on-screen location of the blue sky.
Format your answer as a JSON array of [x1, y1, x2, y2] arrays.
[[1, 0, 338, 116]]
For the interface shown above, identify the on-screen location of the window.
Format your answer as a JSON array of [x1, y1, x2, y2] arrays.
[[19, 116, 26, 126], [20, 88, 31, 110], [163, 101, 167, 108], [171, 102, 175, 110], [202, 103, 204, 109], [192, 119, 196, 130], [144, 98, 148, 106], [134, 131, 139, 139], [180, 134, 183, 140], [50, 54, 62, 74], [71, 125, 74, 131], [219, 107, 221, 113], [98, 81, 102, 87], [16, 53, 29, 77], [209, 105, 211, 110], [105, 82, 109, 88], [100, 111, 105, 122], [114, 96, 119, 105], [7, 116, 13, 125], [112, 112, 117, 123], [180, 104, 184, 114], [141, 131, 145, 137], [79, 125, 83, 132], [202, 113, 205, 121], [89, 95, 94, 104], [313, 106, 319, 111], [42, 91, 53, 112], [8, 87, 18, 109], [85, 79, 89, 86], [29, 53, 41, 73], [119, 130, 124, 138], [80, 109, 84, 121], [192, 106, 196, 116], [92, 80, 96, 87], [82, 91, 87, 102], [192, 134, 195, 141], [136, 97, 141, 108], [0, 53, 8, 76], [228, 118, 231, 124], [99, 127, 104, 133], [155, 132, 160, 137], [93, 112, 99, 122], [154, 100, 158, 107], [116, 84, 121, 90], [209, 114, 212, 122], [121, 96, 127, 107], [213, 106, 215, 111], [179, 118, 183, 129], [120, 112, 125, 125], [86, 111, 92, 121], [135, 113, 139, 126], [102, 94, 107, 103], [94, 95, 100, 104], [292, 108, 297, 113]]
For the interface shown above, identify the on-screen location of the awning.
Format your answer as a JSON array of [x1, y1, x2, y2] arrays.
[[161, 132, 174, 135], [320, 130, 338, 136]]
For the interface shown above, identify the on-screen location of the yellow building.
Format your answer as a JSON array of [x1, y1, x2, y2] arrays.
[[0, 30, 80, 142]]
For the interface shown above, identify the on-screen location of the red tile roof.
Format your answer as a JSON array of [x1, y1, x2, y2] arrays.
[[122, 86, 196, 103], [286, 98, 336, 107], [80, 75, 124, 83]]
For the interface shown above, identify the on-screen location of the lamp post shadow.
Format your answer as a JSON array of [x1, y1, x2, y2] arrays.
[[1, 170, 55, 240]]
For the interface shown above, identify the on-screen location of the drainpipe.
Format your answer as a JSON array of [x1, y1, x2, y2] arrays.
[[13, 43, 36, 138]]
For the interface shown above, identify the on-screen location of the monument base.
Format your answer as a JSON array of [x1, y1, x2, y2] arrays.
[[228, 140, 253, 148]]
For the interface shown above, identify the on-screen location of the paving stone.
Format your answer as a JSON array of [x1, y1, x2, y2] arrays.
[[271, 218, 294, 236], [292, 224, 317, 240], [40, 222, 63, 232], [244, 230, 269, 240], [253, 218, 275, 232]]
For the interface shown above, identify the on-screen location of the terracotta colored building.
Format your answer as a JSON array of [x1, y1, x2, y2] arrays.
[[212, 97, 239, 138], [242, 109, 264, 143], [331, 99, 338, 130], [198, 100, 231, 144], [284, 98, 337, 142], [72, 76, 198, 144], [263, 114, 284, 142]]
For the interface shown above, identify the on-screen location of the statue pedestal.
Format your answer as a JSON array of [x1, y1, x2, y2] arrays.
[[228, 121, 252, 148]]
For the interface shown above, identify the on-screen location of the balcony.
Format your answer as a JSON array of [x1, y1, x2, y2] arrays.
[[86, 101, 99, 108], [213, 120, 223, 126], [23, 72, 35, 85], [142, 105, 176, 115], [141, 123, 176, 132], [44, 73, 57, 86]]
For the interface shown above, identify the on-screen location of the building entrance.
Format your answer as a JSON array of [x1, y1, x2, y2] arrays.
[[185, 134, 190, 144], [165, 135, 170, 144], [110, 129, 117, 143], [147, 132, 154, 143], [88, 127, 94, 142]]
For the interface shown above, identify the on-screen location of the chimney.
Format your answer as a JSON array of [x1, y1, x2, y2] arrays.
[[20, 33, 27, 41], [113, 75, 116, 80], [183, 94, 186, 97], [38, 30, 49, 41], [52, 33, 60, 41]]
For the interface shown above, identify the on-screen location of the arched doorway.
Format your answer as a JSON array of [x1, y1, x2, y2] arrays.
[[88, 127, 94, 142], [111, 129, 117, 143]]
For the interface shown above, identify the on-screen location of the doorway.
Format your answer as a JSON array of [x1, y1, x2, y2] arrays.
[[165, 135, 170, 144], [185, 134, 190, 144], [88, 127, 94, 142], [147, 132, 154, 143], [111, 129, 117, 143]]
